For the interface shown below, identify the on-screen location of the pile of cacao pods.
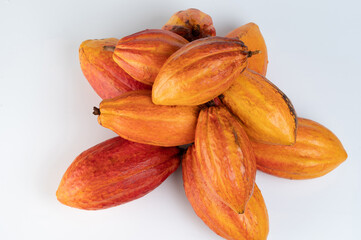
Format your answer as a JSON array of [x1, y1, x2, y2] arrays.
[[56, 9, 347, 239]]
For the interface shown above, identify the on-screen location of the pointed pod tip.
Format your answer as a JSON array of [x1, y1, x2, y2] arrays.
[[234, 208, 245, 215], [230, 205, 245, 215]]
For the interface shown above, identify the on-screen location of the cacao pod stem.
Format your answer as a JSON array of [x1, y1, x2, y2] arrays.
[[93, 107, 100, 115], [102, 45, 116, 52], [242, 50, 261, 58]]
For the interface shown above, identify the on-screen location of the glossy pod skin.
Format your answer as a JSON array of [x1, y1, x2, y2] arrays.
[[79, 38, 150, 99], [56, 137, 180, 210], [95, 90, 200, 147], [252, 118, 347, 179], [113, 29, 188, 85], [226, 22, 268, 76], [183, 146, 269, 240], [152, 36, 253, 106], [222, 69, 297, 145], [162, 8, 216, 41], [195, 106, 256, 214]]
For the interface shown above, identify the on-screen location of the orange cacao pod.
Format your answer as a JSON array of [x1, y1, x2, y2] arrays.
[[113, 29, 188, 85], [226, 22, 268, 75], [252, 118, 347, 179], [152, 37, 254, 106], [195, 106, 256, 214], [222, 69, 297, 145], [57, 137, 180, 210], [94, 90, 200, 146], [79, 38, 150, 99], [183, 146, 269, 240], [162, 8, 216, 41]]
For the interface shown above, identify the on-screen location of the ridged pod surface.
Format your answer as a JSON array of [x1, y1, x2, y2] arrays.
[[226, 22, 268, 75], [79, 38, 150, 99], [113, 29, 188, 85], [152, 37, 251, 106], [222, 69, 297, 145], [162, 8, 216, 41], [183, 146, 269, 240], [195, 106, 256, 214], [252, 118, 347, 179], [56, 137, 180, 210], [95, 90, 200, 146]]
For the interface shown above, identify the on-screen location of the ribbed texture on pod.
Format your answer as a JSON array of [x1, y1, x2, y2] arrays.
[[152, 37, 249, 106], [226, 22, 268, 75], [252, 118, 347, 179], [113, 29, 188, 85], [56, 137, 180, 210], [162, 8, 216, 41], [183, 146, 269, 240], [195, 106, 256, 214], [79, 38, 150, 99], [222, 69, 297, 145], [96, 90, 200, 146]]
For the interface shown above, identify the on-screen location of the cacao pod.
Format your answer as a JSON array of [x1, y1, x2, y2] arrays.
[[195, 106, 256, 214], [226, 22, 268, 75], [79, 38, 150, 99], [222, 68, 297, 145], [252, 118, 347, 179], [57, 137, 180, 210], [113, 29, 188, 85], [152, 36, 255, 106], [162, 8, 216, 41], [94, 90, 200, 146], [183, 146, 269, 240]]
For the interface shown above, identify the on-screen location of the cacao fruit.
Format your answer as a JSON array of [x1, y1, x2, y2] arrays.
[[222, 68, 297, 145], [113, 29, 188, 85], [252, 118, 347, 179], [56, 137, 180, 210], [162, 8, 216, 41], [195, 106, 256, 214], [94, 90, 200, 146], [79, 38, 150, 99], [183, 146, 269, 240], [152, 36, 255, 106], [226, 22, 268, 75]]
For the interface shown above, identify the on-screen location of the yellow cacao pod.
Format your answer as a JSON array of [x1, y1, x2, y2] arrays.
[[226, 22, 268, 75], [252, 118, 347, 179], [222, 69, 297, 145]]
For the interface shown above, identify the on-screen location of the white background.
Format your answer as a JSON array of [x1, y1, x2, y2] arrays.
[[1, 0, 360, 239]]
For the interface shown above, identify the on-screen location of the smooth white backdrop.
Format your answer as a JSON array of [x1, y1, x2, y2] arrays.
[[1, 0, 360, 239]]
